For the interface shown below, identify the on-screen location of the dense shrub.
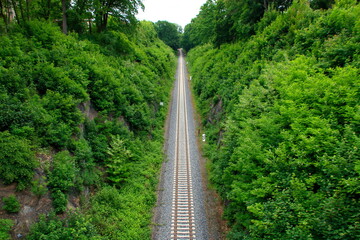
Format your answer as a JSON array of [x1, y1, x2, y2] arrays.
[[48, 151, 76, 193], [31, 178, 48, 197], [50, 190, 67, 214], [27, 212, 101, 240], [89, 137, 165, 238], [0, 132, 37, 190], [47, 151, 76, 213], [1, 19, 175, 238], [0, 219, 13, 240], [72, 139, 99, 188], [2, 195, 21, 213], [188, 0, 360, 238]]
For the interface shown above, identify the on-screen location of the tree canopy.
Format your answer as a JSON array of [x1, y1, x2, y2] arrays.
[[154, 20, 182, 51], [0, 0, 144, 33], [187, 0, 360, 238], [0, 19, 176, 238], [183, 0, 338, 50]]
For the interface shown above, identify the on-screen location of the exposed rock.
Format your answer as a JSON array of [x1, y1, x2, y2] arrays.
[[0, 181, 53, 239], [78, 101, 98, 120]]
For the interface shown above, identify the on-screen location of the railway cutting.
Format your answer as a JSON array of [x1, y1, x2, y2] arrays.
[[153, 50, 208, 240]]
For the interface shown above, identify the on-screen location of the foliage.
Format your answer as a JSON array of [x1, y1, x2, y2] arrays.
[[0, 219, 13, 240], [155, 20, 182, 51], [27, 211, 101, 239], [187, 0, 360, 238], [93, 0, 144, 32], [72, 138, 99, 188], [2, 195, 21, 213], [181, 0, 218, 51], [183, 0, 341, 50], [0, 19, 175, 238], [51, 190, 68, 214], [48, 151, 76, 193], [0, 0, 143, 33], [106, 136, 133, 186], [47, 150, 81, 213], [0, 131, 37, 190], [31, 178, 48, 197], [90, 138, 164, 238]]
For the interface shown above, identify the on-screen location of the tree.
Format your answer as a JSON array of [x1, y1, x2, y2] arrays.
[[154, 20, 181, 50], [181, 23, 195, 52], [310, 0, 335, 9], [221, 0, 293, 40], [182, 0, 217, 50], [94, 0, 143, 32], [61, 0, 68, 34], [106, 135, 132, 186], [183, 0, 294, 48], [0, 0, 11, 32], [67, 0, 93, 33], [0, 0, 143, 34]]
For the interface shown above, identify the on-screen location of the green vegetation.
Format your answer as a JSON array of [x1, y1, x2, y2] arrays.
[[27, 212, 101, 240], [0, 7, 175, 237], [2, 195, 21, 213], [0, 219, 13, 240], [155, 21, 182, 51], [0, 132, 37, 190], [0, 0, 143, 33], [31, 177, 48, 198], [186, 0, 359, 239]]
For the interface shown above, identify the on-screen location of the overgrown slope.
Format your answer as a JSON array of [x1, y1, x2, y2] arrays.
[[187, 0, 359, 239], [0, 20, 175, 239]]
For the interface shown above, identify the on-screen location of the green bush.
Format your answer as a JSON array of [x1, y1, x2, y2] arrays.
[[0, 219, 13, 240], [2, 195, 21, 213], [28, 212, 101, 240], [187, 1, 360, 239], [90, 186, 152, 239], [0, 131, 37, 190], [47, 151, 76, 213], [72, 139, 99, 188], [51, 190, 67, 214], [31, 177, 48, 197], [48, 151, 76, 193], [106, 136, 133, 186], [1, 19, 175, 239]]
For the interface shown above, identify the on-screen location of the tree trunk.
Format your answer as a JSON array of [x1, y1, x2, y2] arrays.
[[10, 0, 20, 25], [263, 0, 268, 10], [88, 18, 92, 34], [62, 0, 67, 34], [18, 0, 26, 23], [96, 13, 108, 32], [44, 0, 51, 20], [0, 0, 8, 32], [26, 0, 30, 20], [103, 13, 107, 30]]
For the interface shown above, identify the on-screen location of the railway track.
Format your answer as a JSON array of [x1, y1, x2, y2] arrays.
[[171, 49, 196, 240]]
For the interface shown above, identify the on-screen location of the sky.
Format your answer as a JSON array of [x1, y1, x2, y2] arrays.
[[136, 0, 208, 29]]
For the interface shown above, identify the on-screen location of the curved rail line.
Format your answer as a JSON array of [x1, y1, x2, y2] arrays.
[[171, 50, 196, 240]]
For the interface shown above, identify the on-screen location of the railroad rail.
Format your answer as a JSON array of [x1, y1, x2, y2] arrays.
[[171, 50, 196, 240]]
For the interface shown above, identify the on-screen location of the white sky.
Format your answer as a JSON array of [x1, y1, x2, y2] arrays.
[[136, 0, 208, 29]]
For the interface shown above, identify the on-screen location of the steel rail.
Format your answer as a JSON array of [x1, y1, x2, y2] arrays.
[[171, 50, 196, 240]]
